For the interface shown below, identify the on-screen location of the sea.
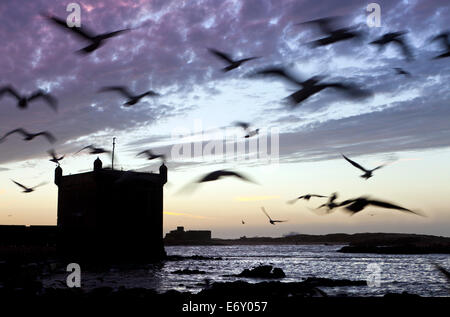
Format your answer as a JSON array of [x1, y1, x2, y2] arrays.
[[42, 245, 450, 297]]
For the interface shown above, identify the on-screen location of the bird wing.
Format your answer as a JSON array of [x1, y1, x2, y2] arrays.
[[233, 121, 250, 130], [97, 29, 130, 41], [367, 199, 414, 213], [392, 38, 414, 60], [137, 150, 153, 157], [254, 67, 303, 86], [226, 171, 254, 183], [75, 145, 93, 154], [261, 207, 272, 220], [273, 220, 287, 223], [46, 15, 95, 39], [299, 17, 336, 35], [32, 182, 48, 189], [311, 194, 327, 198], [342, 154, 368, 172], [237, 56, 260, 63], [0, 86, 21, 100], [431, 33, 450, 50], [12, 180, 29, 190], [287, 88, 316, 105], [141, 90, 160, 98], [286, 198, 300, 204], [1, 128, 28, 139], [27, 91, 58, 111], [371, 165, 385, 172], [36, 131, 56, 143], [208, 48, 234, 63], [99, 86, 134, 98], [435, 264, 450, 281], [47, 149, 57, 159], [337, 199, 356, 207]]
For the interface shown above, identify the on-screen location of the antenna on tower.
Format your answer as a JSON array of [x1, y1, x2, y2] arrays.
[[112, 137, 116, 170]]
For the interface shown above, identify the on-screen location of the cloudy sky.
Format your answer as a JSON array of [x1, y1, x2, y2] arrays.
[[0, 0, 449, 238]]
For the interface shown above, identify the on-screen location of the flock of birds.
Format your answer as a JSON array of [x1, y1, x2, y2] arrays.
[[0, 12, 448, 226]]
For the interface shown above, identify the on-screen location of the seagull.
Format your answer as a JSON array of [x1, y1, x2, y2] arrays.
[[196, 170, 255, 183], [287, 194, 327, 204], [261, 207, 287, 225], [11, 180, 47, 193], [76, 145, 111, 155], [298, 16, 362, 46], [430, 31, 450, 59], [0, 85, 57, 111], [45, 14, 130, 54], [137, 150, 166, 161], [0, 128, 56, 144], [342, 154, 384, 179], [98, 86, 159, 106], [370, 31, 414, 61], [316, 193, 341, 212], [233, 121, 260, 138], [338, 196, 421, 216], [393, 67, 411, 77], [48, 149, 64, 165], [253, 67, 371, 107], [208, 48, 260, 72]]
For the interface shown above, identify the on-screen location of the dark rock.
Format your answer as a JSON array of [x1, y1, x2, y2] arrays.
[[236, 265, 286, 278]]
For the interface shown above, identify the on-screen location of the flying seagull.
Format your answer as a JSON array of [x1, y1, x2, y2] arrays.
[[76, 145, 111, 155], [370, 31, 414, 61], [11, 180, 47, 193], [48, 149, 64, 165], [45, 14, 130, 54], [342, 154, 384, 179], [253, 67, 371, 107], [0, 85, 57, 111], [430, 31, 450, 59], [98, 86, 159, 106], [208, 48, 260, 72], [261, 207, 287, 225], [177, 169, 256, 194], [298, 16, 362, 47], [338, 196, 421, 216], [137, 150, 166, 161], [287, 194, 327, 204], [316, 193, 341, 212], [233, 121, 260, 138], [196, 170, 255, 183], [393, 67, 411, 77], [0, 128, 56, 144]]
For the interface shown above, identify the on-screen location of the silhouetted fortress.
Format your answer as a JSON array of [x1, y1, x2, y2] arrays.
[[54, 158, 167, 261], [165, 226, 211, 242]]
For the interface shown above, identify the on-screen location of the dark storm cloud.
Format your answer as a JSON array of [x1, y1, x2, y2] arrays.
[[0, 0, 448, 167]]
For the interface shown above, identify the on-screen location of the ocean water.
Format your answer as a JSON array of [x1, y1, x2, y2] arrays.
[[43, 245, 450, 297]]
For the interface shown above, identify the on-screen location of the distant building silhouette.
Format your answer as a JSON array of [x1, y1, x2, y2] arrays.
[[54, 158, 167, 261], [165, 226, 211, 242]]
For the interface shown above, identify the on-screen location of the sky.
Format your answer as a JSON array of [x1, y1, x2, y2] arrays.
[[0, 0, 449, 238]]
